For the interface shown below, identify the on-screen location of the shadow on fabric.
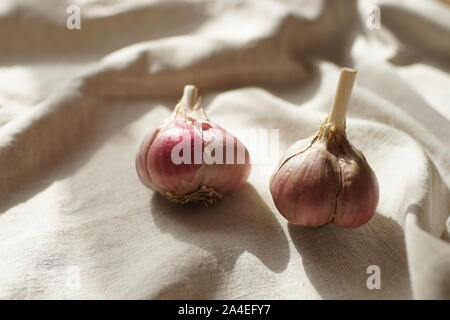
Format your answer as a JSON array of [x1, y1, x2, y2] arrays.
[[288, 213, 412, 299], [151, 183, 290, 274]]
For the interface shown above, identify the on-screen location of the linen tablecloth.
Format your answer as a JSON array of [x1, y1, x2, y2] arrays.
[[0, 0, 449, 299]]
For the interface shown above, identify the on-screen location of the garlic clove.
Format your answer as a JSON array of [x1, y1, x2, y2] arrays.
[[270, 142, 339, 227], [146, 119, 203, 194], [332, 138, 379, 228], [135, 126, 163, 192], [200, 125, 251, 193]]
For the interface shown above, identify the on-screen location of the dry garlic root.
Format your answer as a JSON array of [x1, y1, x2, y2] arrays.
[[270, 68, 379, 228], [136, 85, 251, 205]]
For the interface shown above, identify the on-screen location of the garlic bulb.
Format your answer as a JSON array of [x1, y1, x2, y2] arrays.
[[136, 85, 251, 204], [270, 69, 379, 228]]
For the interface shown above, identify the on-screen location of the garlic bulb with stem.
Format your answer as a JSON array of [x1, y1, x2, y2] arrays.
[[136, 85, 251, 204], [270, 68, 379, 228]]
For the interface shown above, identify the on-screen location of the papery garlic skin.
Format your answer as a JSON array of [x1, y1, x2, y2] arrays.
[[136, 85, 251, 204], [270, 123, 379, 229]]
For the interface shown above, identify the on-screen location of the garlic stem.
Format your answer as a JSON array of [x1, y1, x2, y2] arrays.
[[182, 85, 199, 110], [328, 68, 357, 130]]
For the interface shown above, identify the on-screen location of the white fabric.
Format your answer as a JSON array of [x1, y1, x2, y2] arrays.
[[0, 0, 449, 299]]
